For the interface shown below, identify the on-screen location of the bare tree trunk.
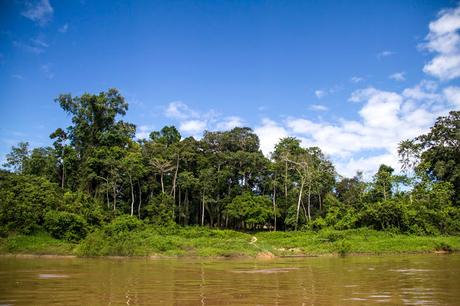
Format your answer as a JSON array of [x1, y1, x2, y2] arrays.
[[106, 186, 110, 209], [160, 172, 165, 194], [170, 154, 179, 199], [301, 200, 308, 221], [295, 180, 304, 231], [129, 174, 135, 216]]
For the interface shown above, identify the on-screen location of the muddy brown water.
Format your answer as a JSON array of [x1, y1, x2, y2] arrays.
[[0, 254, 459, 305]]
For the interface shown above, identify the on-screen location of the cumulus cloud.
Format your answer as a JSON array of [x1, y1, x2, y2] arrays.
[[165, 101, 198, 119], [422, 4, 460, 80], [255, 81, 452, 177], [179, 120, 207, 135], [254, 119, 288, 157], [21, 0, 54, 26], [215, 116, 245, 131], [135, 125, 154, 140], [389, 72, 406, 81], [443, 86, 460, 106]]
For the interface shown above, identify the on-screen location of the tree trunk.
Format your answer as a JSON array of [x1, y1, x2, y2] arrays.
[[160, 172, 165, 194], [319, 193, 322, 211], [170, 154, 179, 199], [129, 174, 134, 216], [113, 183, 117, 211], [295, 180, 304, 231]]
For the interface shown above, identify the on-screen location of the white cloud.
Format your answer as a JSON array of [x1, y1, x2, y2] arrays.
[[254, 119, 288, 156], [443, 86, 460, 107], [377, 50, 395, 59], [135, 125, 154, 140], [350, 76, 364, 83], [389, 72, 406, 81], [179, 120, 207, 135], [165, 101, 198, 119], [314, 90, 326, 99], [309, 104, 328, 111], [21, 0, 53, 26], [422, 4, 460, 80], [253, 80, 454, 177], [11, 74, 24, 80], [215, 116, 245, 130]]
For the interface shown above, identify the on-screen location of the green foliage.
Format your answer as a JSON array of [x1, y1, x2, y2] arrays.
[[1, 88, 458, 248], [103, 215, 144, 236], [0, 173, 60, 234], [399, 111, 460, 203], [145, 194, 174, 226], [335, 239, 352, 256], [226, 192, 273, 229], [44, 210, 88, 241]]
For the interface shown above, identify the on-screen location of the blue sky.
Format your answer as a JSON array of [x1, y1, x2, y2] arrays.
[[1, 0, 460, 177]]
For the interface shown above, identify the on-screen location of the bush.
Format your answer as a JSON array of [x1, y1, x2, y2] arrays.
[[0, 173, 61, 234], [335, 239, 352, 256], [145, 194, 174, 226], [44, 210, 88, 241], [103, 215, 144, 236], [318, 229, 345, 242]]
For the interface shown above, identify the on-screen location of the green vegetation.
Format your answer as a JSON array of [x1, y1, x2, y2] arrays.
[[1, 226, 459, 257], [0, 89, 459, 257]]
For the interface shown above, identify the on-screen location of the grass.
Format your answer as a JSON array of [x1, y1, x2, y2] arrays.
[[1, 227, 459, 258], [0, 232, 76, 255]]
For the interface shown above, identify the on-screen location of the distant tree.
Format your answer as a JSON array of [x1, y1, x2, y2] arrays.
[[399, 110, 460, 203], [3, 142, 30, 173]]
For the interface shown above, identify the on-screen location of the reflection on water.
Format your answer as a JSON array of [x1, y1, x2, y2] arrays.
[[0, 254, 459, 305]]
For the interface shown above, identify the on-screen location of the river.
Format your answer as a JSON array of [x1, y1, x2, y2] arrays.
[[0, 254, 459, 305]]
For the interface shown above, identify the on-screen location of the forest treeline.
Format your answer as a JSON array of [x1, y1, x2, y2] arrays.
[[1, 89, 459, 241]]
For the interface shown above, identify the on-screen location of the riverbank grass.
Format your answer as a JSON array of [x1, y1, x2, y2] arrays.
[[1, 227, 459, 257]]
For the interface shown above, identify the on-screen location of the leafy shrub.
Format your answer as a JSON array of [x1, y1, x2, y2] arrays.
[[335, 239, 352, 256], [318, 229, 345, 242], [62, 191, 107, 226], [145, 194, 175, 226], [310, 217, 327, 231], [0, 173, 61, 234], [44, 210, 88, 241], [103, 215, 144, 236]]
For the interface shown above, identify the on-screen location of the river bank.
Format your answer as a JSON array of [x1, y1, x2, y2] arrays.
[[1, 227, 459, 258]]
